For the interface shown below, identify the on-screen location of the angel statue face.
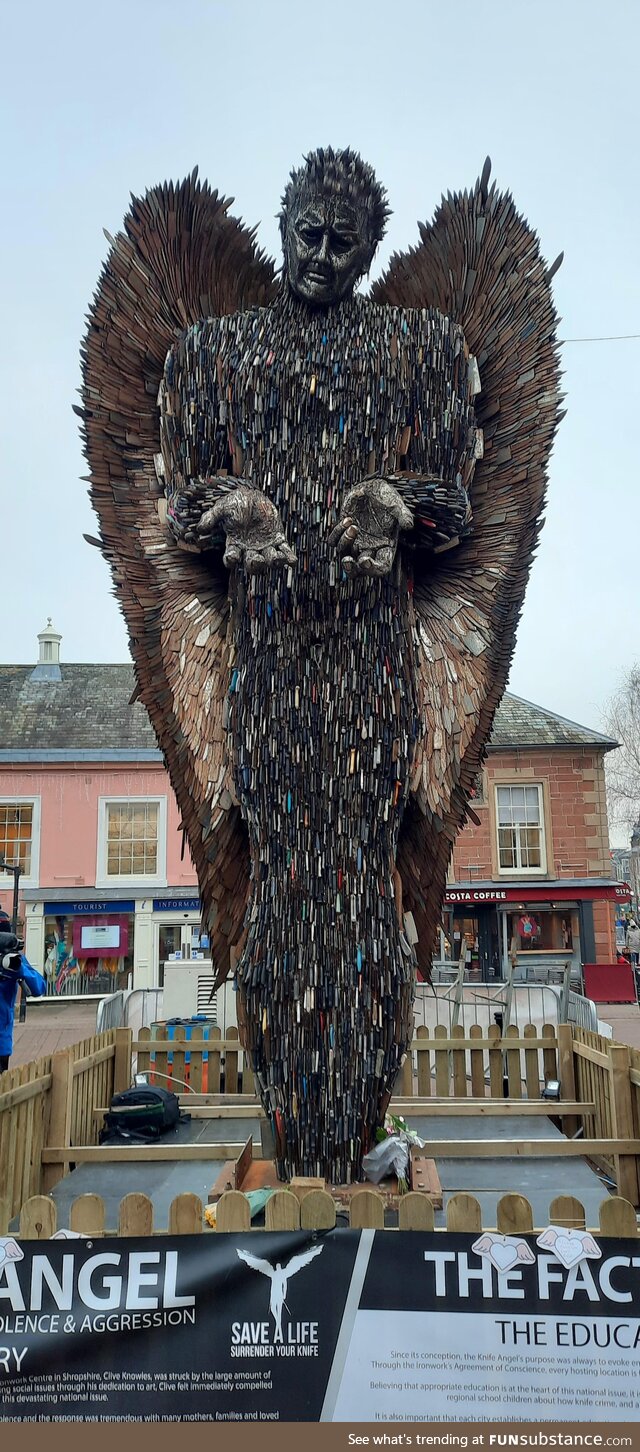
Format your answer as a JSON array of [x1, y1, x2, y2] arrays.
[[279, 146, 390, 307]]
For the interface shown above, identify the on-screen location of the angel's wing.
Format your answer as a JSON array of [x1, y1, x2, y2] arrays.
[[0, 1237, 23, 1261], [372, 160, 562, 975], [236, 1248, 274, 1278], [80, 173, 277, 979], [283, 1245, 324, 1277], [581, 1234, 601, 1258], [536, 1229, 559, 1249], [515, 1242, 537, 1264]]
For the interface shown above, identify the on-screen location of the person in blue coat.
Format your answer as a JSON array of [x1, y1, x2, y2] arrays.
[[0, 911, 46, 1072]]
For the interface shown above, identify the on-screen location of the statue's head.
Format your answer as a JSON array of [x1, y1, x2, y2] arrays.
[[279, 147, 390, 307]]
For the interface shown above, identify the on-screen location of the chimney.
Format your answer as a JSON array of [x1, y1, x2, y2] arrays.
[[30, 619, 62, 681]]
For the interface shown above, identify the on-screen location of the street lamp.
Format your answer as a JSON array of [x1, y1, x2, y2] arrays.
[[0, 857, 26, 1020]]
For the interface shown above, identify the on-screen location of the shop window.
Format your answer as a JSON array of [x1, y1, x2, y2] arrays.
[[97, 797, 167, 887], [0, 798, 40, 886], [495, 784, 546, 874]]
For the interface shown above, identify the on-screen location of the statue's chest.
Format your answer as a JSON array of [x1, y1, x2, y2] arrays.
[[218, 311, 411, 461]]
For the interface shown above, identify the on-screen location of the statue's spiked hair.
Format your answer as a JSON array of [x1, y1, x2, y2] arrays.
[[279, 147, 390, 248]]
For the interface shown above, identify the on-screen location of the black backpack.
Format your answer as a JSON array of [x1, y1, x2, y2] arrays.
[[100, 1085, 189, 1144]]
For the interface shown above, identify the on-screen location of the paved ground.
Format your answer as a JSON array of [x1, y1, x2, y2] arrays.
[[598, 1001, 640, 1050], [9, 1000, 99, 1067]]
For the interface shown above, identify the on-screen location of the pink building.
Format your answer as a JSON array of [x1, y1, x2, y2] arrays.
[[0, 625, 201, 992]]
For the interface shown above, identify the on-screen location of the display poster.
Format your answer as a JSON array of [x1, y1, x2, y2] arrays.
[[1, 1230, 640, 1423]]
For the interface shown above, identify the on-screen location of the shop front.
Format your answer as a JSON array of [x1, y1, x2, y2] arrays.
[[439, 881, 630, 983], [21, 891, 208, 994]]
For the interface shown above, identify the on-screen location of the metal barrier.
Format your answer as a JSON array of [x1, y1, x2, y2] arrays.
[[96, 988, 163, 1035], [415, 960, 598, 1034]]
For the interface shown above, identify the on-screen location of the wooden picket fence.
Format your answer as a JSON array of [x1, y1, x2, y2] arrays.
[[0, 1030, 120, 1220], [12, 1188, 640, 1239], [1, 1022, 640, 1228]]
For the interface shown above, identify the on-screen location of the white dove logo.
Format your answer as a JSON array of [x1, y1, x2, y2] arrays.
[[236, 1245, 324, 1341]]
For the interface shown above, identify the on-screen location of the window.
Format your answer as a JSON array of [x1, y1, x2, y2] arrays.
[[97, 797, 167, 887], [0, 798, 40, 887], [496, 784, 546, 874]]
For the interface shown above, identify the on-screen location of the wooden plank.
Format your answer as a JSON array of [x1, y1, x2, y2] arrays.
[[93, 1103, 264, 1121], [216, 1190, 250, 1232], [119, 1193, 154, 1236], [190, 1035, 203, 1094], [542, 1022, 558, 1084], [451, 1024, 467, 1097], [234, 1136, 254, 1191], [398, 1193, 435, 1231], [168, 1194, 203, 1235], [265, 1190, 300, 1231], [505, 1024, 522, 1099], [225, 1026, 239, 1095], [151, 1024, 169, 1092], [42, 1142, 253, 1163], [113, 1028, 133, 1094], [208, 1026, 221, 1094], [572, 1040, 611, 1069], [446, 1193, 481, 1233], [434, 1024, 450, 1096], [349, 1190, 384, 1229], [609, 1043, 640, 1205], [488, 1024, 504, 1099], [410, 1150, 443, 1206], [132, 1036, 244, 1052], [496, 1193, 533, 1234], [19, 1195, 57, 1239], [171, 1026, 187, 1096], [390, 1099, 595, 1116], [71, 1045, 115, 1077], [549, 1195, 585, 1229], [470, 1023, 485, 1098], [300, 1190, 336, 1230], [136, 1026, 151, 1078], [397, 1050, 413, 1097], [400, 1138, 640, 1158], [70, 1194, 106, 1236], [43, 1051, 74, 1193], [599, 1196, 639, 1237], [416, 1025, 431, 1097], [557, 1024, 579, 1137], [524, 1023, 541, 1101], [0, 1073, 52, 1112]]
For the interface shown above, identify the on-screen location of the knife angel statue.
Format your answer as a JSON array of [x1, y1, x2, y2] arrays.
[[81, 148, 561, 1181]]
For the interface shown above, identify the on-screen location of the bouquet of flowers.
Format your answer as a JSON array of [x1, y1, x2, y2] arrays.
[[362, 1112, 425, 1193]]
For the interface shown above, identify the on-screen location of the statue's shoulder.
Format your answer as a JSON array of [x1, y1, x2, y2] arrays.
[[364, 295, 466, 346], [171, 304, 274, 358]]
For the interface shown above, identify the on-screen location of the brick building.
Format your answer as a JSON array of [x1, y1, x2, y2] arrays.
[[0, 630, 627, 992], [441, 695, 626, 981]]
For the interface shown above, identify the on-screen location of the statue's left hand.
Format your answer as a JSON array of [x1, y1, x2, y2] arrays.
[[328, 478, 413, 577]]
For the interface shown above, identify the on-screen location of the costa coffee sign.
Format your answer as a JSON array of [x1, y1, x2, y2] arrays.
[[444, 883, 631, 905]]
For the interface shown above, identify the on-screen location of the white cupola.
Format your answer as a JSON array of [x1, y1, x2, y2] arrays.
[[30, 620, 62, 681]]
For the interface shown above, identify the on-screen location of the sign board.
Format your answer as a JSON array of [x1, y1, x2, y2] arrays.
[[444, 884, 629, 905], [43, 902, 135, 917], [1, 1230, 640, 1423], [153, 898, 201, 913]]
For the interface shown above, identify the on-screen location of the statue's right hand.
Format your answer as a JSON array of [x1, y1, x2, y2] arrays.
[[198, 485, 296, 573]]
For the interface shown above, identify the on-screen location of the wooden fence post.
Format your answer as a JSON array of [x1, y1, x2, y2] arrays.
[[43, 1050, 73, 1192], [113, 1027, 133, 1094], [609, 1043, 640, 1207], [557, 1024, 578, 1138]]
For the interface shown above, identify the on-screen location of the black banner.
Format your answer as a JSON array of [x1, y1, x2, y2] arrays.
[[1, 1230, 640, 1422]]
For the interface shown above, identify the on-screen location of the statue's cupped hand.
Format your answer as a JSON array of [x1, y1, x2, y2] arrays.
[[198, 486, 296, 574], [328, 479, 413, 578]]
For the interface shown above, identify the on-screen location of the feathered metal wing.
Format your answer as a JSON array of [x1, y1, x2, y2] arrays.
[[80, 173, 277, 976], [371, 161, 563, 971]]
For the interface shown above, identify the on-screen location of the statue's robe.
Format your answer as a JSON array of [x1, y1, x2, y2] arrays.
[[161, 290, 478, 1181]]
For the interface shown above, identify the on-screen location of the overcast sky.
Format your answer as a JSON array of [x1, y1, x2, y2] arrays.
[[2, 0, 638, 832]]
